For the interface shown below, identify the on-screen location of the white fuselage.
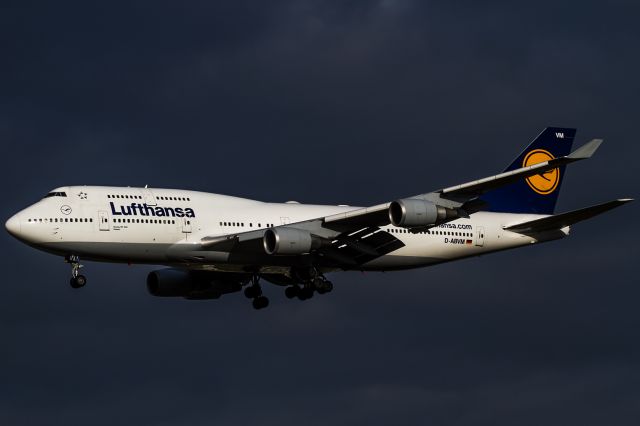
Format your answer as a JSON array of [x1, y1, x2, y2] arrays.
[[6, 186, 567, 273]]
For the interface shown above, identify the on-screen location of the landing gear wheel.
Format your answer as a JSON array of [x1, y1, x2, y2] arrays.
[[244, 285, 262, 299], [285, 286, 299, 299], [70, 274, 87, 289], [298, 286, 314, 301], [252, 296, 269, 310], [312, 277, 333, 294]]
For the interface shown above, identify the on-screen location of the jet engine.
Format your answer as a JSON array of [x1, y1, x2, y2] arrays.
[[263, 227, 322, 255], [146, 268, 242, 299], [389, 199, 459, 227]]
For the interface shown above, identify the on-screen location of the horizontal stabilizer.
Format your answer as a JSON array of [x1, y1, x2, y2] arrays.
[[566, 138, 602, 159], [505, 198, 633, 234]]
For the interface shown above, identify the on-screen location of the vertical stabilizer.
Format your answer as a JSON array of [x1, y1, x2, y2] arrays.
[[480, 127, 576, 214]]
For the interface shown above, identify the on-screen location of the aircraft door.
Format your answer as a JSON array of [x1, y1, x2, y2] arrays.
[[182, 217, 192, 233], [142, 188, 157, 206], [475, 226, 485, 247], [98, 211, 110, 231], [280, 217, 290, 225]]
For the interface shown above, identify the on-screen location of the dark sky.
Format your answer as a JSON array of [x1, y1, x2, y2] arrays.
[[1, 1, 639, 425]]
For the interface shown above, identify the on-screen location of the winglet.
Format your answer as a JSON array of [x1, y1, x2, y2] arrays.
[[567, 138, 603, 160]]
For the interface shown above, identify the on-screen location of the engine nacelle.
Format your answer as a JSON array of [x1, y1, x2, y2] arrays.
[[146, 269, 242, 299], [263, 227, 321, 255], [147, 268, 192, 297], [389, 199, 458, 227]]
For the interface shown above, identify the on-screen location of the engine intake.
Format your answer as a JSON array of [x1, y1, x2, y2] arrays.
[[263, 227, 322, 255], [389, 199, 458, 227]]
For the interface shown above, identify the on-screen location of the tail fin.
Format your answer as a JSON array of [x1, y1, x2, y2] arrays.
[[480, 127, 576, 214]]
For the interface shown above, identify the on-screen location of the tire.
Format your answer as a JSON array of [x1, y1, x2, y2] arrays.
[[252, 296, 269, 310], [312, 277, 324, 290], [298, 287, 314, 300], [285, 286, 299, 299], [70, 275, 86, 289], [75, 275, 87, 287], [244, 286, 262, 299], [244, 287, 255, 299], [258, 296, 269, 309]]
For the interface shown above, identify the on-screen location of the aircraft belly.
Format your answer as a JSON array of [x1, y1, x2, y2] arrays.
[[361, 255, 444, 271], [39, 241, 172, 263]]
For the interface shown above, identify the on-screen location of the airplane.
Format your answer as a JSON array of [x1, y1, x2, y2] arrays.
[[5, 127, 633, 309]]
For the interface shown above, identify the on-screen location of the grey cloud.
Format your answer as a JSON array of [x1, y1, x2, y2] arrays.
[[1, 1, 639, 425]]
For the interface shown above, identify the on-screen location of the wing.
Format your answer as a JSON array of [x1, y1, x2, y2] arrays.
[[322, 137, 602, 234], [177, 138, 602, 268]]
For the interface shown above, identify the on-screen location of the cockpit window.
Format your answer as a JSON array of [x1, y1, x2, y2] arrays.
[[44, 192, 67, 198]]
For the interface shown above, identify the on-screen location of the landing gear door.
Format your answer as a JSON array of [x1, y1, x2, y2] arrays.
[[475, 226, 485, 247], [142, 188, 157, 206], [182, 218, 192, 233], [98, 211, 110, 231]]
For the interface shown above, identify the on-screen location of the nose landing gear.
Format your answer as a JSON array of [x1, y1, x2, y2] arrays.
[[66, 255, 87, 289]]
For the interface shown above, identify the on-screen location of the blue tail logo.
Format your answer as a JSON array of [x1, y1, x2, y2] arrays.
[[480, 127, 576, 214]]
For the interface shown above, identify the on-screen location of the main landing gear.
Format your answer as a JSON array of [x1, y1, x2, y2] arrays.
[[284, 275, 333, 301], [66, 255, 87, 289], [244, 275, 269, 310], [244, 270, 333, 310]]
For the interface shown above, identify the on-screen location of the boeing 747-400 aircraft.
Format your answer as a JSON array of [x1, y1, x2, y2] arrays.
[[5, 128, 632, 309]]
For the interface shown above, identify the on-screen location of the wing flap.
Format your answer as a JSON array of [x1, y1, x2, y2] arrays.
[[323, 203, 390, 231]]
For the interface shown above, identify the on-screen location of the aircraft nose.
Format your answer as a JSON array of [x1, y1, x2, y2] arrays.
[[5, 214, 21, 237]]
